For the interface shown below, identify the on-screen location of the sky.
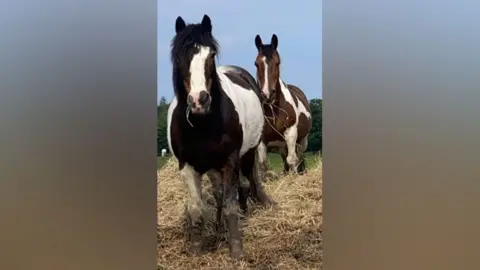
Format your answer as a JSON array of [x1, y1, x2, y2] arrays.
[[157, 0, 322, 103]]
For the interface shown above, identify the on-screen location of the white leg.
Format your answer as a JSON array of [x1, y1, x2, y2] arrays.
[[284, 127, 299, 173], [180, 163, 203, 251]]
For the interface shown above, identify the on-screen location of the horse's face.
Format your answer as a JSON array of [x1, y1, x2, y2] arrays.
[[174, 15, 217, 115], [254, 34, 281, 103]]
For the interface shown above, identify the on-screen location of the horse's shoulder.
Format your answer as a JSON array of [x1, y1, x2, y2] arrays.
[[286, 84, 311, 113]]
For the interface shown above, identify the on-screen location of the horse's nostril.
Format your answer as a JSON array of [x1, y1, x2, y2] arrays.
[[187, 95, 194, 105], [198, 91, 210, 105]]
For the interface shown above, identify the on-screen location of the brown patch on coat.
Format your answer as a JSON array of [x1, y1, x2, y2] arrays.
[[262, 81, 296, 143], [297, 112, 312, 143], [262, 83, 313, 145]]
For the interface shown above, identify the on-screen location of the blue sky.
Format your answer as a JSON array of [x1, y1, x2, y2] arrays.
[[157, 0, 322, 103]]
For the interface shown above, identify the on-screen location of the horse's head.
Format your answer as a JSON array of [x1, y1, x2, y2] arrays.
[[171, 15, 219, 115], [254, 34, 281, 104]]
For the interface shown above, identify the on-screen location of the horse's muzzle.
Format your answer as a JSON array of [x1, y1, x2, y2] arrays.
[[187, 90, 211, 115]]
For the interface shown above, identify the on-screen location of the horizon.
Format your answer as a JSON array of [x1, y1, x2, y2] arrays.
[[157, 1, 322, 104]]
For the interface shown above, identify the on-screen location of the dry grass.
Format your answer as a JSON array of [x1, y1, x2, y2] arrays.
[[157, 157, 323, 270]]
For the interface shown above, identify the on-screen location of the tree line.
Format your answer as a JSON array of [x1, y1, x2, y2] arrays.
[[157, 96, 322, 155]]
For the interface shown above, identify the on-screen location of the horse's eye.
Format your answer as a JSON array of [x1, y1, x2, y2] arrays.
[[254, 62, 258, 67]]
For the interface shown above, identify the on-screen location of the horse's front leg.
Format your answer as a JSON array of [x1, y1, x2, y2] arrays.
[[284, 127, 299, 173], [206, 170, 224, 233], [295, 136, 309, 175], [222, 151, 244, 260], [180, 163, 204, 255]]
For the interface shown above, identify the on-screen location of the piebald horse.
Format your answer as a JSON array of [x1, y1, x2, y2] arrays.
[[167, 15, 273, 259], [253, 34, 312, 175]]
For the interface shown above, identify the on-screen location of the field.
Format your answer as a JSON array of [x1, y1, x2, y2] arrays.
[[157, 152, 323, 269], [157, 152, 319, 172]]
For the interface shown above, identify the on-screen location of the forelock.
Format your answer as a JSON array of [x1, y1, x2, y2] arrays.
[[170, 23, 219, 67]]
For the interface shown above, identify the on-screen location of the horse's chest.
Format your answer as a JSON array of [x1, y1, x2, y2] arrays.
[[173, 139, 225, 170], [263, 112, 296, 142], [176, 132, 237, 163]]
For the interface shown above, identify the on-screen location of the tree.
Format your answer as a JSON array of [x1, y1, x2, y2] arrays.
[[157, 96, 169, 156], [307, 98, 322, 152]]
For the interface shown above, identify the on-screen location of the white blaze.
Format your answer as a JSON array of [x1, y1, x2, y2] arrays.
[[261, 56, 269, 97], [189, 45, 211, 102]]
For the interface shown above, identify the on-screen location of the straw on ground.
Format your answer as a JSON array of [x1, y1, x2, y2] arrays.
[[157, 156, 323, 269]]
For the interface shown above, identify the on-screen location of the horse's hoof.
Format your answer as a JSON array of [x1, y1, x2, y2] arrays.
[[188, 242, 203, 256], [229, 245, 244, 260], [258, 195, 276, 207], [239, 210, 248, 219], [215, 224, 224, 234], [266, 199, 278, 208]]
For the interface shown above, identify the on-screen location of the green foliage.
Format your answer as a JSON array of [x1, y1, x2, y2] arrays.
[[157, 97, 169, 155], [307, 98, 322, 152], [156, 96, 323, 156]]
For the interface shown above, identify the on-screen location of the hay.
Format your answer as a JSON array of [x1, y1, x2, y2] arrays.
[[157, 157, 323, 269]]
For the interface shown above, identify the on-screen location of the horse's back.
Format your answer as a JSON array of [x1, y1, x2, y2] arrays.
[[217, 65, 264, 156], [220, 65, 261, 95]]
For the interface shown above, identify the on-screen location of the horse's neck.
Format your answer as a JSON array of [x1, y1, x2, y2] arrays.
[[274, 78, 287, 106], [264, 78, 291, 122]]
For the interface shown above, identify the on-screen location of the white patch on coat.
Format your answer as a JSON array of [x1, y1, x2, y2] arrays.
[[278, 78, 311, 122], [217, 66, 264, 157], [260, 56, 269, 98], [189, 45, 211, 103], [166, 96, 178, 158], [257, 141, 268, 166]]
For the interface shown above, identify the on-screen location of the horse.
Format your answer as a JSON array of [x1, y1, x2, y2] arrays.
[[253, 34, 313, 176], [166, 14, 274, 260]]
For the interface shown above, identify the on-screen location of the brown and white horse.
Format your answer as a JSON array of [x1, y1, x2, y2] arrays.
[[253, 34, 312, 175]]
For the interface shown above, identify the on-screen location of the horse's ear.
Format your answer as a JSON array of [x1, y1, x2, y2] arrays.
[[255, 35, 262, 51], [271, 34, 278, 50], [201, 14, 212, 33], [175, 16, 186, 34]]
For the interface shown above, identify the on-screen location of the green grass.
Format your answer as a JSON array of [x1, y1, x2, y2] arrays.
[[157, 156, 170, 169], [157, 151, 319, 172], [266, 152, 318, 172]]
